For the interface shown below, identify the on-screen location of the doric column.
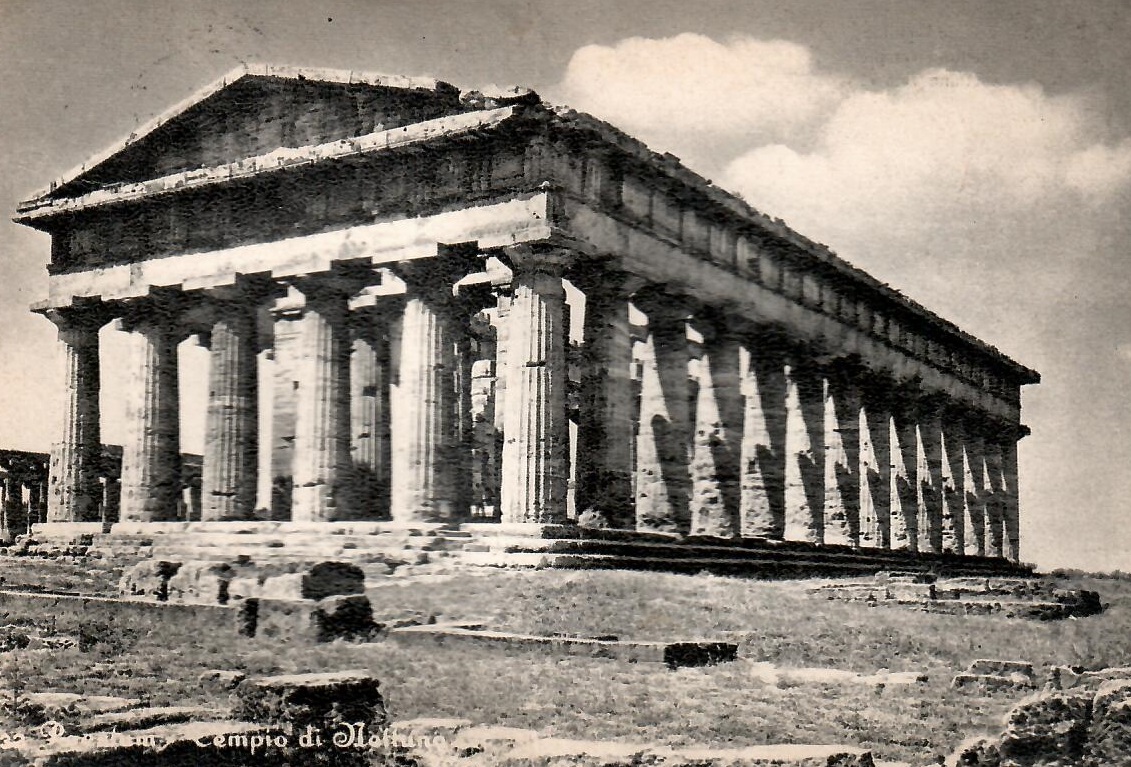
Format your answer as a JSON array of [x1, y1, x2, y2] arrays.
[[633, 289, 692, 534], [1, 475, 21, 541], [574, 270, 637, 528], [891, 392, 919, 551], [269, 292, 303, 519], [348, 305, 393, 520], [119, 300, 184, 523], [738, 331, 788, 539], [963, 427, 988, 556], [689, 311, 743, 538], [983, 439, 1006, 558], [289, 280, 351, 522], [390, 255, 475, 522], [860, 383, 892, 548], [824, 365, 862, 547], [44, 306, 107, 523], [941, 413, 967, 554], [1002, 435, 1021, 562], [201, 292, 260, 521], [918, 397, 945, 554], [499, 247, 571, 524], [784, 358, 825, 543]]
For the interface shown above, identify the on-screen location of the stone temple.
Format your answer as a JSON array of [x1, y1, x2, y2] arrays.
[[14, 65, 1039, 574]]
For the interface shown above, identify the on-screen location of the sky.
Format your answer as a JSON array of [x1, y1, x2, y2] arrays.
[[0, 0, 1128, 571]]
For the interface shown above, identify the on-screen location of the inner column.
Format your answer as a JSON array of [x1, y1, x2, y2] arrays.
[[689, 310, 743, 538], [499, 248, 571, 524], [347, 304, 394, 520], [784, 357, 825, 543], [390, 255, 475, 522], [119, 299, 183, 523], [824, 365, 861, 547], [738, 329, 788, 539], [574, 269, 636, 528], [201, 291, 260, 521], [290, 280, 351, 522], [633, 288, 691, 535]]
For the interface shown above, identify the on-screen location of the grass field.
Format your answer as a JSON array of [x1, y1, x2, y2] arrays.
[[0, 567, 1125, 763]]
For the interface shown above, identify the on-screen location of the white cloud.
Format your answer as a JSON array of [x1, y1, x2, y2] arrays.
[[556, 33, 847, 154]]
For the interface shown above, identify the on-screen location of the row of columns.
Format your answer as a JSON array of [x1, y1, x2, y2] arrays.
[[43, 249, 1022, 560]]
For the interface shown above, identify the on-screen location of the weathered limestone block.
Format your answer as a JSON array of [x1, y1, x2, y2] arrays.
[[199, 669, 247, 691], [166, 561, 235, 605], [232, 670, 386, 732], [1087, 681, 1131, 765], [118, 560, 182, 601], [953, 674, 1036, 693], [998, 690, 1093, 765], [252, 594, 376, 643], [968, 659, 1036, 679], [946, 735, 1002, 767], [258, 561, 364, 601]]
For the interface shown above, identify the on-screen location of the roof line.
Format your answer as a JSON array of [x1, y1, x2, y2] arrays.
[[25, 63, 455, 203], [15, 105, 519, 220]]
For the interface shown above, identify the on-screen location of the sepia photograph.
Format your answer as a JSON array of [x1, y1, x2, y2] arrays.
[[0, 1, 1129, 764]]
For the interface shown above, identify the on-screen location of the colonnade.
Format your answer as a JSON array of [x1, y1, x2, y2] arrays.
[[43, 246, 1022, 560]]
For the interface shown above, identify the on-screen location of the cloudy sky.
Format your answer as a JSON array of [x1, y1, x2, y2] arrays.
[[1, 1, 1128, 570]]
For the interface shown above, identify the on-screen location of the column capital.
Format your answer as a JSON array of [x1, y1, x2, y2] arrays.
[[632, 284, 691, 324], [42, 301, 113, 341], [502, 245, 574, 277]]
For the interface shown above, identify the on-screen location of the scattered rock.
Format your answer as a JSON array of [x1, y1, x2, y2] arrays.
[[258, 561, 365, 601], [968, 659, 1035, 679], [118, 560, 181, 601], [998, 690, 1092, 765], [252, 594, 376, 644], [199, 669, 247, 691], [952, 674, 1036, 693], [231, 670, 386, 733], [166, 561, 234, 605]]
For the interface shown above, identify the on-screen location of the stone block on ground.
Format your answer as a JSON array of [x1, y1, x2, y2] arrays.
[[258, 561, 364, 601], [251, 595, 376, 643], [663, 641, 739, 669], [967, 659, 1035, 679], [952, 674, 1036, 693], [1086, 696, 1131, 765], [199, 669, 247, 691], [82, 705, 226, 733], [118, 560, 181, 601], [231, 670, 386, 732], [945, 735, 1002, 767], [166, 561, 235, 605], [1050, 588, 1104, 617], [998, 690, 1092, 765]]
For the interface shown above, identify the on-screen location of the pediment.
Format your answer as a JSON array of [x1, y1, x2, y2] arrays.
[[32, 65, 463, 203]]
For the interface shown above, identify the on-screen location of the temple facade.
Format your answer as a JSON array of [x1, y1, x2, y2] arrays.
[[15, 66, 1038, 563]]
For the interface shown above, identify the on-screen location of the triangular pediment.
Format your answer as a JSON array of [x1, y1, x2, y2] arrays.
[[32, 65, 463, 202]]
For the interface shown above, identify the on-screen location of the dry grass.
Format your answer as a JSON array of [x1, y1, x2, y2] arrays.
[[0, 567, 1125, 763]]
